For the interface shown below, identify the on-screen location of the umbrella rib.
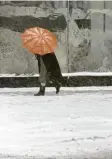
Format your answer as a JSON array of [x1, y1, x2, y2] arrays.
[[41, 43, 43, 54], [23, 36, 39, 45], [26, 28, 39, 35], [43, 39, 55, 52], [45, 37, 57, 45], [22, 34, 37, 38], [23, 38, 35, 45], [23, 36, 36, 45], [23, 38, 41, 54], [27, 38, 41, 51]]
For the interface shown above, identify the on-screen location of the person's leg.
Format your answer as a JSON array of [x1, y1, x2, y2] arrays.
[[34, 57, 47, 96], [51, 78, 62, 94], [42, 53, 63, 94], [35, 54, 62, 95]]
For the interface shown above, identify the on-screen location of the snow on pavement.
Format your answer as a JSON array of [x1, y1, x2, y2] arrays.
[[0, 87, 112, 159]]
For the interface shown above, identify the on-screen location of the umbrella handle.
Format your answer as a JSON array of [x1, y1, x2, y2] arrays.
[[35, 54, 40, 60]]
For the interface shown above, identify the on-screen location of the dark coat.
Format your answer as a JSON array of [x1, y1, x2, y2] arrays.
[[35, 53, 63, 84], [42, 53, 63, 83]]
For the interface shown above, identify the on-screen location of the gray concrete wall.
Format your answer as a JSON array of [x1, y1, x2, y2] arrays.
[[69, 1, 112, 72], [0, 1, 67, 74], [0, 1, 112, 74]]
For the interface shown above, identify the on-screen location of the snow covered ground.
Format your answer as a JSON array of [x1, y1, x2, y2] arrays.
[[0, 87, 112, 159]]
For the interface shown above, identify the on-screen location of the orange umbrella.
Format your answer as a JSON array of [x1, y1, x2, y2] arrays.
[[21, 27, 57, 55]]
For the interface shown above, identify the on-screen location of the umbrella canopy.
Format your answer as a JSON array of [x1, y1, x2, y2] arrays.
[[21, 27, 58, 55]]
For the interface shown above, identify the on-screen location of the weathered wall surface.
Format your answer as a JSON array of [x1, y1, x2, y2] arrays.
[[70, 1, 112, 72], [0, 1, 112, 74], [0, 1, 67, 74]]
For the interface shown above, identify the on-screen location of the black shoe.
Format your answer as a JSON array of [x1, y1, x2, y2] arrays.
[[34, 86, 45, 96]]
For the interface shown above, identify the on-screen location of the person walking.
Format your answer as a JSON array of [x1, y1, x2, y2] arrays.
[[34, 52, 63, 96], [21, 27, 63, 96]]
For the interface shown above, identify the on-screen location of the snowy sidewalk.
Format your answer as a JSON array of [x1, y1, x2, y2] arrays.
[[0, 87, 112, 159]]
